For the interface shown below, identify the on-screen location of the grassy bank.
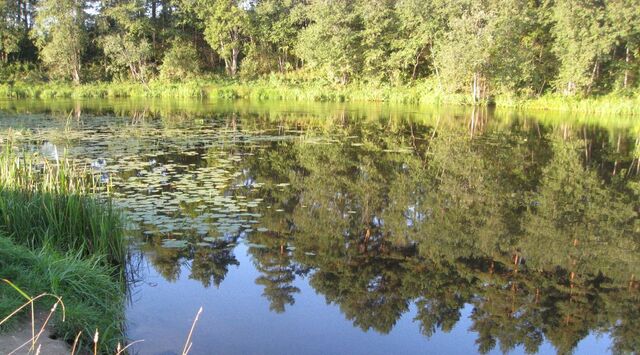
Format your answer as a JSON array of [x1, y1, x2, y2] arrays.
[[0, 236, 125, 351], [2, 79, 639, 116], [0, 145, 125, 266], [0, 144, 127, 352]]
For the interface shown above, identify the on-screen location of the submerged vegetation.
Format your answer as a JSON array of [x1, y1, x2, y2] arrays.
[[0, 142, 127, 352]]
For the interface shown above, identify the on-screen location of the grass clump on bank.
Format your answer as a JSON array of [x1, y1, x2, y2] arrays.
[[0, 189, 126, 267], [0, 236, 125, 352], [0, 143, 127, 352], [0, 145, 126, 267]]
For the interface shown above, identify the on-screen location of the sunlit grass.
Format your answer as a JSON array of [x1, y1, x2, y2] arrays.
[[0, 236, 125, 353], [3, 80, 639, 116], [0, 142, 128, 352], [501, 93, 640, 116], [0, 144, 126, 267]]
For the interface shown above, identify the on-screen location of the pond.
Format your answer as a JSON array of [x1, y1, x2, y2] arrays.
[[1, 99, 639, 354]]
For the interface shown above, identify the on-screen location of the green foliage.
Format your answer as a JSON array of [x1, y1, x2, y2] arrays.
[[433, 0, 544, 100], [390, 0, 444, 81], [358, 0, 397, 81], [551, 0, 613, 95], [0, 145, 127, 267], [248, 0, 304, 75], [0, 236, 124, 352], [200, 0, 251, 76], [0, 0, 639, 99], [102, 34, 152, 82], [31, 0, 86, 84], [1, 78, 640, 116], [0, 133, 127, 353], [295, 0, 362, 84], [160, 39, 202, 81], [0, 62, 45, 83], [99, 0, 153, 83], [0, 0, 22, 63]]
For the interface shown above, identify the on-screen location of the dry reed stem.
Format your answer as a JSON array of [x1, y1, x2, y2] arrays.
[[115, 339, 145, 354], [29, 302, 61, 350], [93, 329, 99, 355], [182, 306, 203, 355], [0, 293, 66, 327], [70, 332, 82, 355], [1, 280, 66, 355], [7, 298, 65, 355], [3, 284, 202, 355]]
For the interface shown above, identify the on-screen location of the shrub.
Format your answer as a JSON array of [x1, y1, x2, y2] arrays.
[[159, 39, 202, 82]]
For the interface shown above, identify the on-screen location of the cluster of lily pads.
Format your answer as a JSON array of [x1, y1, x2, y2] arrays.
[[110, 151, 267, 248], [0, 114, 302, 251], [0, 112, 396, 255]]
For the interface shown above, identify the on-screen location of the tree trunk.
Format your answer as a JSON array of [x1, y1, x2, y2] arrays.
[[481, 76, 487, 101], [72, 66, 81, 85], [624, 46, 631, 89], [411, 47, 425, 80], [138, 61, 147, 84], [230, 47, 239, 76], [129, 63, 138, 81], [151, 0, 157, 19], [613, 133, 621, 175], [19, 0, 27, 29], [565, 82, 574, 96], [223, 58, 231, 75], [72, 48, 81, 85], [472, 72, 478, 104], [586, 60, 599, 95], [278, 55, 284, 73], [470, 106, 477, 138]]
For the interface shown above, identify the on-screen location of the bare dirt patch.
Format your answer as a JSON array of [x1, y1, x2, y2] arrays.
[[0, 311, 69, 355]]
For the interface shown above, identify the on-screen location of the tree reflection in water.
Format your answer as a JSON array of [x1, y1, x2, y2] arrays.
[[6, 103, 636, 354], [234, 115, 639, 354]]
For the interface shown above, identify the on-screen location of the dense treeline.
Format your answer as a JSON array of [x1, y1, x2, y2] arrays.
[[1, 0, 640, 101]]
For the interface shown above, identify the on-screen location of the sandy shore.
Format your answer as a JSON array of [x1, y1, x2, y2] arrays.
[[0, 312, 70, 355]]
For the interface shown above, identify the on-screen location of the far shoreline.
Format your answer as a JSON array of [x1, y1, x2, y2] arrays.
[[2, 80, 639, 117]]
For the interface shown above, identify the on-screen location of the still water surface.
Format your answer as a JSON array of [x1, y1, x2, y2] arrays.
[[1, 99, 639, 354]]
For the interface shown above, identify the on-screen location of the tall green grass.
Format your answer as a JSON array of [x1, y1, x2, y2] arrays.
[[0, 235, 125, 352], [0, 142, 127, 352], [0, 145, 126, 267]]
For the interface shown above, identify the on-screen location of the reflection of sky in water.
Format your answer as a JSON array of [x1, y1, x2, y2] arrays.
[[127, 244, 612, 355]]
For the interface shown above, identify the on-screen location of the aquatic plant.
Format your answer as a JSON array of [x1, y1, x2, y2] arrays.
[[0, 145, 126, 267]]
